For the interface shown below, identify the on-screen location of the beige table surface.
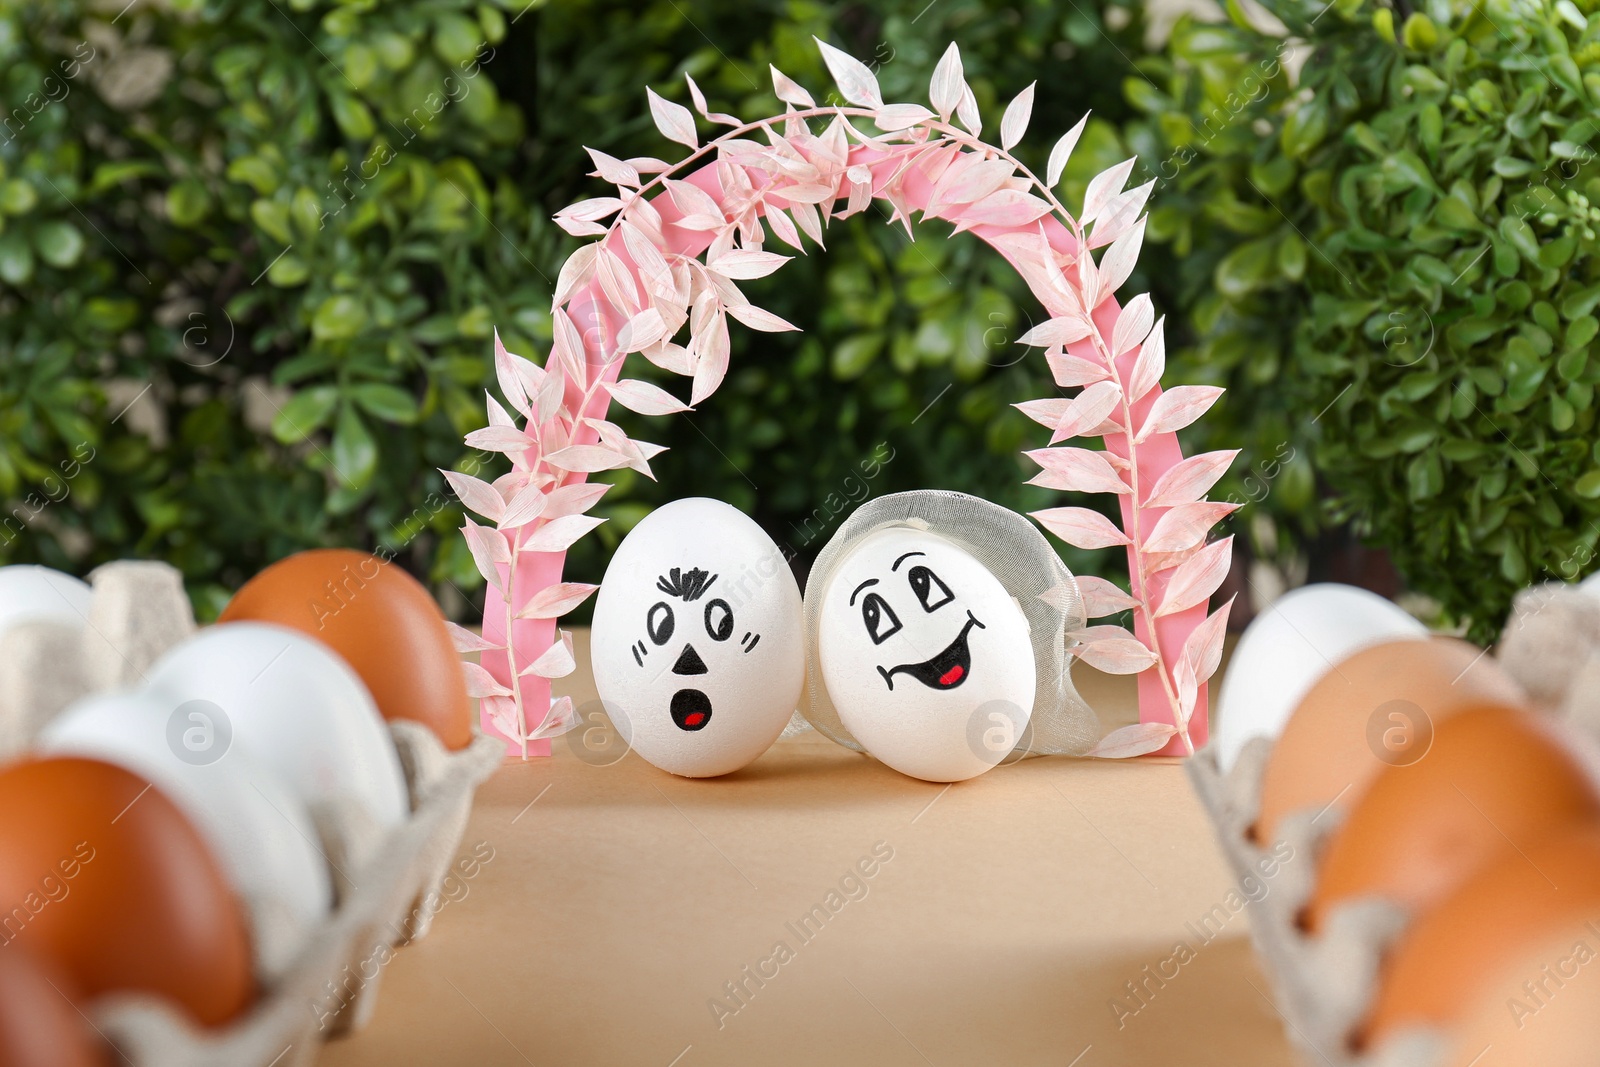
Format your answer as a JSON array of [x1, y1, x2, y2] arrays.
[[318, 632, 1295, 1067]]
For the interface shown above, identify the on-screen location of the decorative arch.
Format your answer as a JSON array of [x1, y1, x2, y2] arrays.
[[445, 40, 1236, 761]]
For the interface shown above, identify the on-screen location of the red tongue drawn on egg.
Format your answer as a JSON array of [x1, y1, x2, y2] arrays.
[[939, 664, 965, 686]]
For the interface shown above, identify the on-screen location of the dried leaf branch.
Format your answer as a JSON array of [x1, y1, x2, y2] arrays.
[[454, 38, 1234, 758]]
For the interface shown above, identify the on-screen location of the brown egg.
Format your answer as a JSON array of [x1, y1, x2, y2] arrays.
[[1253, 637, 1528, 845], [1444, 928, 1600, 1067], [1364, 823, 1600, 1047], [0, 757, 254, 1026], [0, 946, 109, 1067], [1305, 706, 1600, 931], [220, 548, 472, 749]]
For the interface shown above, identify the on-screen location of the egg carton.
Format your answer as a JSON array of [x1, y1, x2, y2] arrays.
[[0, 561, 504, 1066], [1187, 582, 1600, 1066]]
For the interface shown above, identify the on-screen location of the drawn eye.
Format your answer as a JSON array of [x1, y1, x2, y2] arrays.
[[704, 598, 734, 641], [647, 602, 675, 645], [861, 592, 902, 645], [907, 565, 953, 613]]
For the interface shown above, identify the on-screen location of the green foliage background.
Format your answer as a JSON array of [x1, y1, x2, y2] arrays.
[[12, 0, 1600, 638], [0, 0, 1148, 620]]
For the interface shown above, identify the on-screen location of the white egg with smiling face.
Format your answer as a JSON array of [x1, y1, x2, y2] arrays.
[[590, 498, 805, 778], [818, 526, 1035, 783]]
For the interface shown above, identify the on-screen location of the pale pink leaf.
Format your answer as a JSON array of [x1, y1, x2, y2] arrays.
[[1013, 398, 1071, 429], [684, 74, 740, 125], [461, 519, 509, 590], [555, 197, 624, 223], [552, 244, 601, 309], [814, 37, 883, 107], [616, 308, 668, 354], [691, 311, 731, 405], [603, 378, 692, 416], [441, 469, 505, 524], [521, 630, 577, 679], [1077, 575, 1140, 617], [931, 158, 1014, 211], [522, 514, 608, 554], [1175, 654, 1198, 732], [527, 695, 580, 741], [770, 64, 815, 108], [1184, 595, 1235, 689], [1000, 81, 1036, 151], [1049, 380, 1123, 444], [464, 426, 533, 454], [1030, 506, 1131, 550], [1024, 447, 1130, 495], [1155, 535, 1233, 618], [585, 147, 640, 187], [1073, 633, 1160, 675], [535, 363, 564, 425], [483, 696, 521, 742], [499, 483, 549, 529], [1082, 157, 1137, 225], [551, 308, 589, 389], [1046, 113, 1090, 188], [1135, 386, 1225, 444], [1126, 312, 1165, 403], [1089, 179, 1156, 250], [875, 103, 934, 131], [544, 445, 632, 474], [1018, 316, 1093, 348], [708, 249, 790, 280], [1096, 216, 1146, 298], [1086, 722, 1179, 759], [956, 83, 981, 135], [493, 330, 529, 414], [485, 392, 515, 429], [1144, 449, 1240, 509], [726, 302, 799, 332], [1037, 578, 1083, 615], [764, 205, 804, 251], [771, 183, 838, 205], [666, 178, 723, 220], [958, 189, 1053, 227], [445, 620, 501, 654], [1110, 293, 1154, 357], [543, 481, 611, 519], [646, 87, 698, 149], [1143, 501, 1241, 554], [1047, 349, 1112, 387], [929, 42, 964, 119], [517, 582, 600, 620], [555, 216, 607, 237], [462, 660, 513, 699]]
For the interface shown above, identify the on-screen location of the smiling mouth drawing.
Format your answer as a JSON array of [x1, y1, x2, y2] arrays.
[[876, 612, 985, 691], [671, 689, 713, 731]]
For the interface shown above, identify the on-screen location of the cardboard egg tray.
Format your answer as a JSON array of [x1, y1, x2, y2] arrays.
[[1185, 582, 1600, 1067], [0, 561, 504, 1066]]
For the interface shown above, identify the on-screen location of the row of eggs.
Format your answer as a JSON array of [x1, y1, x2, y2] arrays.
[[1216, 582, 1600, 1064], [0, 552, 472, 1064]]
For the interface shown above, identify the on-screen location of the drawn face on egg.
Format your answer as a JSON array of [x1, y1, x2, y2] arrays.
[[590, 498, 806, 778], [629, 566, 763, 733], [818, 526, 1035, 783]]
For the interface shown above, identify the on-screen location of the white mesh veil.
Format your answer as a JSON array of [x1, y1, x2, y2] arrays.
[[798, 490, 1099, 759]]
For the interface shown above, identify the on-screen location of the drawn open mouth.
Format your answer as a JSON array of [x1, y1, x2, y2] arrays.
[[876, 612, 984, 691], [671, 689, 712, 731]]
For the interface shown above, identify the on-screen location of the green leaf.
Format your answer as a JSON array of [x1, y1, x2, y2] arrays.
[[351, 383, 420, 424], [312, 295, 367, 341], [271, 386, 339, 443], [0, 180, 38, 216], [267, 252, 309, 287], [1577, 470, 1600, 499], [1215, 237, 1278, 298], [32, 221, 83, 268], [329, 92, 376, 141], [331, 405, 378, 490], [166, 180, 210, 228], [0, 232, 33, 284], [832, 333, 885, 379], [433, 13, 483, 66]]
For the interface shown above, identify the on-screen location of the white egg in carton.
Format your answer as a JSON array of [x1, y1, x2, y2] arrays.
[[0, 561, 502, 1067], [1187, 581, 1600, 1067]]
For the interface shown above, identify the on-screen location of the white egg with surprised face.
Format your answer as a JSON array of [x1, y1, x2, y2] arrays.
[[590, 498, 805, 778], [818, 526, 1034, 783]]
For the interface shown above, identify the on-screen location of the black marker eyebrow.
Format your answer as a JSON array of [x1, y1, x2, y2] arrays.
[[849, 578, 879, 605], [891, 551, 926, 572]]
